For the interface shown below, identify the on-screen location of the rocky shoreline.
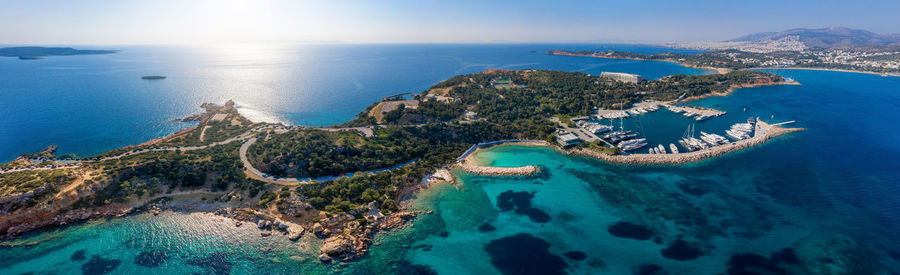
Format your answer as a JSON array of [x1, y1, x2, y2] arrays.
[[450, 141, 548, 177], [454, 161, 541, 176]]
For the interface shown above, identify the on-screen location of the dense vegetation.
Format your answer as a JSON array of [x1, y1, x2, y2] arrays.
[[355, 69, 781, 120], [247, 129, 428, 178], [77, 142, 267, 207]]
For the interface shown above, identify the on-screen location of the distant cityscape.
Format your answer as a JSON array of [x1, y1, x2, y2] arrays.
[[661, 28, 900, 72]]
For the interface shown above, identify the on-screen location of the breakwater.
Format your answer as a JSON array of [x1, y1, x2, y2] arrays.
[[454, 140, 548, 176], [570, 121, 803, 165], [456, 140, 547, 161]]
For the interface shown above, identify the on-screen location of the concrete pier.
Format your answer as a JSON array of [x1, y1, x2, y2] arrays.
[[569, 120, 802, 164]]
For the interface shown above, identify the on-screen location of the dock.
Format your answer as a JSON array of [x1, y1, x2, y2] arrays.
[[569, 120, 802, 164], [663, 104, 726, 117], [549, 117, 611, 146]]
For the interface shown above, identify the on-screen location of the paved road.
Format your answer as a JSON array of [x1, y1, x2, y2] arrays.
[[239, 137, 304, 185], [2, 123, 405, 176]]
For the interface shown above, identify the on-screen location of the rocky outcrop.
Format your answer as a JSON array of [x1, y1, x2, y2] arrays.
[[182, 100, 236, 122], [1, 204, 128, 240], [455, 161, 541, 176], [214, 207, 305, 241], [316, 211, 419, 262]]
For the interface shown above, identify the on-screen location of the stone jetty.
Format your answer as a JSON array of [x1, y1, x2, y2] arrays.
[[570, 121, 803, 165], [456, 161, 541, 176]]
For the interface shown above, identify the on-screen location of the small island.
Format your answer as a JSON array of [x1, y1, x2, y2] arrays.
[[141, 75, 166, 80], [0, 46, 117, 60]]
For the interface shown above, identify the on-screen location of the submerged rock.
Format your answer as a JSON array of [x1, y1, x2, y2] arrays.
[[496, 190, 533, 211], [726, 253, 787, 275], [478, 222, 497, 232], [632, 264, 666, 275], [318, 254, 331, 262], [187, 252, 232, 275], [608, 221, 655, 240], [570, 170, 721, 239], [134, 250, 168, 268], [70, 249, 86, 261], [564, 251, 587, 261], [496, 190, 551, 223], [792, 233, 888, 274], [660, 240, 703, 261], [484, 233, 567, 275], [770, 248, 799, 264], [81, 255, 121, 275]]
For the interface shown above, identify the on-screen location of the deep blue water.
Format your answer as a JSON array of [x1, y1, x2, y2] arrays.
[[0, 44, 706, 162]]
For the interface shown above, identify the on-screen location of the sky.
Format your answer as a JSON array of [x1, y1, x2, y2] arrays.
[[2, 0, 899, 45]]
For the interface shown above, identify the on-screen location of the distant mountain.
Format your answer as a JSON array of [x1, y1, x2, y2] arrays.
[[728, 27, 900, 49], [0, 46, 117, 58]]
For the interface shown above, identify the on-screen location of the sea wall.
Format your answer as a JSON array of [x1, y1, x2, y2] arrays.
[[454, 140, 548, 176], [456, 162, 541, 176], [569, 123, 803, 165]]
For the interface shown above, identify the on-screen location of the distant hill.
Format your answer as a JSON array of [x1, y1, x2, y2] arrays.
[[0, 46, 117, 58], [728, 27, 900, 49]]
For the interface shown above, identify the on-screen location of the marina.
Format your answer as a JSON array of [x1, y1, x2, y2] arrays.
[[577, 99, 750, 157], [562, 99, 798, 161], [571, 120, 803, 164]]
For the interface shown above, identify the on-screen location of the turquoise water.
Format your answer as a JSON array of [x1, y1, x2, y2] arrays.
[[3, 51, 900, 274], [0, 44, 706, 162]]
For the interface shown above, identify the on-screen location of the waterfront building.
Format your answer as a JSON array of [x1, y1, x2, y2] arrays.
[[601, 72, 643, 83], [555, 131, 581, 147]]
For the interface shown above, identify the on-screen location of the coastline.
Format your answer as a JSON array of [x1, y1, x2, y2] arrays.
[[549, 51, 725, 75], [455, 121, 801, 172], [453, 141, 547, 177], [547, 51, 898, 78], [674, 78, 800, 104], [751, 66, 900, 77]]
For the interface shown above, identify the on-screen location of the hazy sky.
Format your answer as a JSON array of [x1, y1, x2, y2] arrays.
[[2, 0, 899, 45]]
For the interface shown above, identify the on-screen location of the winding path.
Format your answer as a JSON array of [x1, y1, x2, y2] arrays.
[[239, 137, 303, 185], [3, 123, 410, 179]]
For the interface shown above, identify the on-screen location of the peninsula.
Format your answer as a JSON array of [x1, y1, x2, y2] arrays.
[[0, 46, 117, 59], [547, 49, 900, 76], [0, 68, 799, 263]]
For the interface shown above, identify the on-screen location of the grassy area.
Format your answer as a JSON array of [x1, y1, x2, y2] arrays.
[[0, 169, 74, 197]]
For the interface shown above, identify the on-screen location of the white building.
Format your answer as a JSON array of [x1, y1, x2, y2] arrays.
[[555, 132, 581, 147], [600, 72, 643, 84]]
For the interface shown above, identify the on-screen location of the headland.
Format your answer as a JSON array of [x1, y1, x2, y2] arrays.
[[547, 49, 900, 77], [0, 46, 117, 59]]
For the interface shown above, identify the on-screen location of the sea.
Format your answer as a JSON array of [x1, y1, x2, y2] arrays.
[[0, 43, 704, 162], [2, 44, 900, 274]]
